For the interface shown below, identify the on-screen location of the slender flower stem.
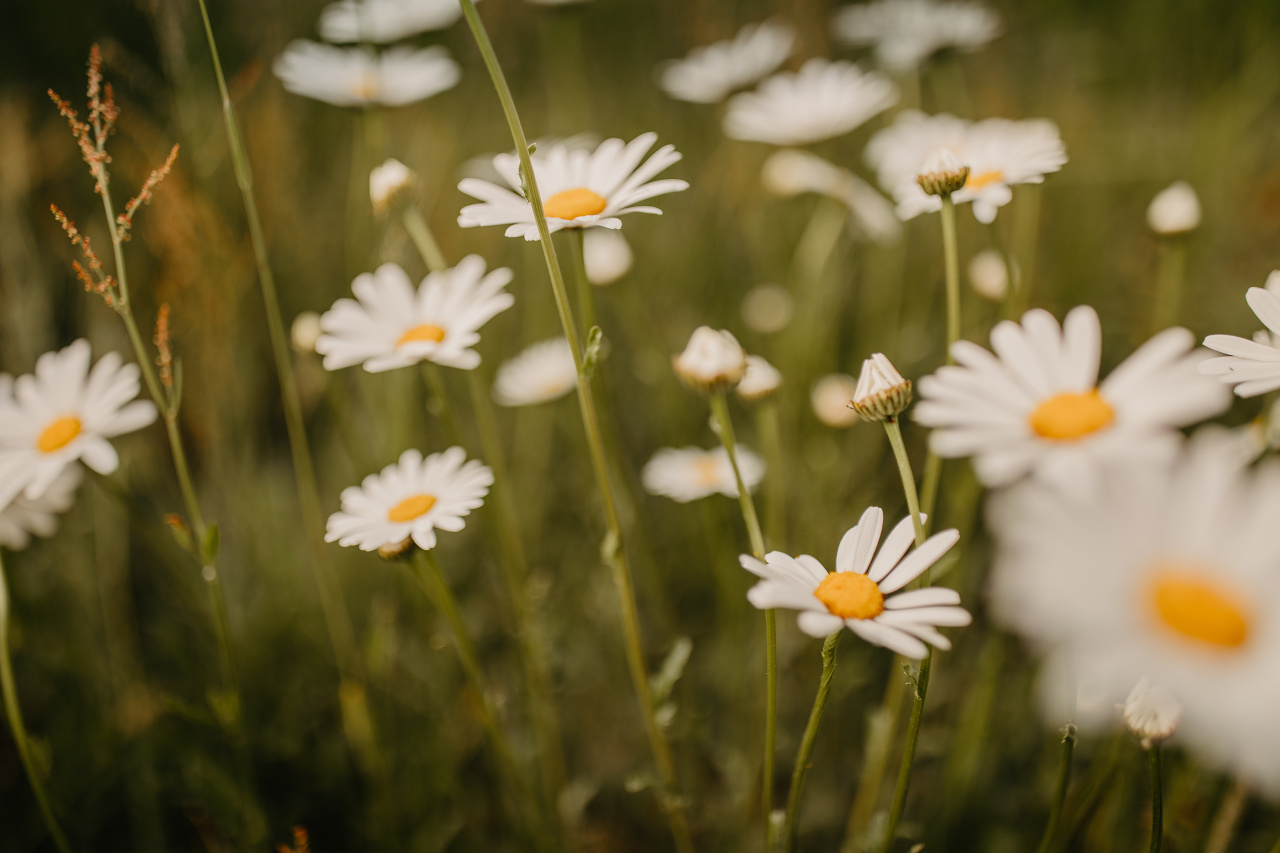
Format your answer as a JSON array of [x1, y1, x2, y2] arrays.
[[1035, 723, 1078, 853], [1148, 745, 1163, 853], [422, 363, 464, 447], [0, 551, 74, 853], [784, 632, 840, 851], [919, 195, 963, 529], [986, 220, 1020, 321], [567, 229, 597, 337], [1151, 238, 1188, 333], [709, 392, 775, 847], [402, 206, 448, 275], [1205, 779, 1250, 853], [456, 4, 691, 850], [883, 419, 926, 549]]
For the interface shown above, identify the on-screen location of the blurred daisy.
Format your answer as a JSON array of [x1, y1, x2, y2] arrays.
[[326, 447, 492, 552], [723, 59, 897, 146], [673, 327, 747, 393], [319, 0, 469, 42], [741, 506, 968, 657], [369, 158, 416, 215], [988, 430, 1280, 792], [967, 248, 1011, 301], [866, 112, 1067, 223], [583, 230, 633, 285], [811, 373, 860, 428], [642, 446, 764, 503], [914, 306, 1230, 494], [741, 285, 794, 334], [273, 41, 460, 107], [761, 149, 901, 244], [1147, 181, 1201, 236], [736, 355, 782, 403], [0, 341, 157, 508], [0, 464, 81, 552], [657, 19, 794, 104], [492, 338, 577, 407], [316, 256, 514, 373], [1199, 281, 1280, 397], [458, 133, 688, 241], [833, 0, 1001, 72]]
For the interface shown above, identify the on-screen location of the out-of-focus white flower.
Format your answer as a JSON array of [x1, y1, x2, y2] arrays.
[[915, 306, 1230, 496], [642, 445, 764, 502], [292, 311, 324, 354], [583, 230, 633, 285], [458, 133, 688, 241], [1201, 281, 1280, 397], [915, 146, 970, 196], [492, 338, 577, 407], [1147, 181, 1201, 236], [742, 506, 968, 656], [851, 353, 912, 421], [1122, 678, 1182, 748], [0, 464, 81, 552], [673, 327, 748, 393], [968, 249, 1011, 301], [723, 59, 898, 147], [833, 0, 1001, 72], [274, 41, 461, 107], [811, 373, 860, 428], [736, 355, 782, 403], [370, 158, 416, 214], [319, 0, 471, 43], [761, 149, 901, 244], [658, 19, 794, 104], [742, 285, 794, 334], [316, 257, 513, 373]]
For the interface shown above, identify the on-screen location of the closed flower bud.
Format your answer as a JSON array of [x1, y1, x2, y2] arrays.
[[1121, 678, 1182, 749], [851, 353, 912, 421], [674, 326, 748, 393], [736, 355, 782, 403], [1146, 181, 1200, 235], [370, 158, 416, 215], [916, 147, 970, 197]]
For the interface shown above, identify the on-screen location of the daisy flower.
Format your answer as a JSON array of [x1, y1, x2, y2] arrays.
[[673, 326, 747, 393], [741, 506, 968, 657], [0, 464, 81, 552], [582, 230, 633, 285], [833, 0, 1001, 73], [657, 19, 794, 105], [865, 111, 1067, 223], [723, 58, 898, 147], [914, 306, 1230, 494], [319, 0, 469, 43], [457, 133, 688, 241], [492, 338, 577, 407], [642, 446, 764, 503], [1199, 278, 1280, 397], [987, 429, 1280, 792], [273, 41, 460, 107], [1147, 181, 1201, 236], [761, 148, 901, 244], [736, 355, 782, 403], [326, 447, 492, 552], [316, 256, 514, 373], [0, 341, 157, 508]]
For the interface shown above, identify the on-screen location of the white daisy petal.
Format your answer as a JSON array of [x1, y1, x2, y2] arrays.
[[273, 41, 460, 107], [658, 19, 794, 104]]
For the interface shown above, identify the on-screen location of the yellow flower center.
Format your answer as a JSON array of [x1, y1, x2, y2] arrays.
[[352, 71, 380, 100], [387, 494, 437, 523], [37, 416, 82, 453], [694, 456, 721, 488], [964, 169, 1005, 190], [814, 572, 885, 620], [543, 188, 607, 221], [397, 324, 446, 348], [1028, 390, 1114, 441], [1149, 569, 1251, 649]]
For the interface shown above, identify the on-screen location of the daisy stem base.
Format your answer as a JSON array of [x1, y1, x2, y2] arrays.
[[1035, 723, 1078, 853], [784, 631, 840, 852], [880, 651, 933, 853], [1148, 744, 1163, 853]]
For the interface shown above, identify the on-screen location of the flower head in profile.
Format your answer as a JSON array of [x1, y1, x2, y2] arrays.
[[492, 338, 577, 407], [1147, 181, 1201, 236], [642, 446, 764, 503], [326, 447, 492, 552], [370, 158, 416, 215], [1122, 678, 1182, 749], [0, 464, 81, 551], [761, 149, 901, 244], [736, 355, 782, 403], [658, 19, 794, 104], [1199, 280, 1280, 397], [915, 306, 1229, 495], [0, 342, 157, 509], [741, 506, 968, 657], [316, 257, 514, 373], [724, 59, 897, 147], [458, 133, 688, 241], [319, 0, 470, 43], [273, 42, 460, 107], [673, 327, 747, 393], [833, 0, 1001, 73], [851, 353, 912, 421]]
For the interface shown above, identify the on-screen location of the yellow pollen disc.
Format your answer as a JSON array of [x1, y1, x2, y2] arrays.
[[397, 324, 447, 348], [37, 416, 82, 453], [814, 572, 885, 620], [353, 72, 380, 100], [694, 457, 721, 488], [1028, 389, 1114, 441], [1150, 569, 1250, 649], [543, 188, 607, 221], [387, 493, 437, 523], [964, 169, 1005, 190]]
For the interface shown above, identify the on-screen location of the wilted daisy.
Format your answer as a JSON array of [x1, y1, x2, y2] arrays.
[[458, 133, 688, 241], [723, 59, 898, 147], [1147, 181, 1201, 236], [319, 0, 468, 43], [811, 373, 860, 428], [492, 338, 577, 407], [761, 149, 901, 244], [582, 230, 633, 285], [914, 306, 1230, 493], [273, 41, 460, 107], [642, 446, 764, 503], [741, 506, 968, 657], [673, 327, 747, 393], [833, 0, 1001, 72], [0, 341, 157, 508], [326, 447, 492, 552], [0, 464, 81, 552], [316, 257, 514, 373], [657, 19, 794, 104], [1199, 281, 1280, 397], [736, 355, 782, 403], [988, 430, 1280, 792]]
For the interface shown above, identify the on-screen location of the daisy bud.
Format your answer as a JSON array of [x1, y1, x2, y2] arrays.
[[851, 353, 912, 421], [1121, 678, 1182, 749], [673, 326, 748, 393], [369, 158, 416, 215], [1146, 181, 1200, 236], [377, 537, 415, 561], [736, 355, 782, 403], [916, 147, 970, 197], [811, 373, 860, 428], [291, 311, 323, 353], [583, 229, 633, 285]]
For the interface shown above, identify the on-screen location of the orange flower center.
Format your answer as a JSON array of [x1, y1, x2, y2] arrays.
[[543, 188, 607, 221], [37, 416, 82, 453], [1150, 569, 1250, 649], [814, 572, 885, 620], [1028, 390, 1114, 441], [387, 494, 437, 523], [352, 71, 380, 100], [964, 169, 1005, 190], [397, 324, 446, 348]]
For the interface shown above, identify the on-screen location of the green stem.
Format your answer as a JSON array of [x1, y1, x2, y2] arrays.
[[567, 229, 596, 337], [402, 206, 449, 275], [1035, 724, 1078, 853], [457, 4, 691, 850], [784, 632, 840, 851], [422, 363, 464, 447], [883, 419, 925, 549], [987, 219, 1020, 322], [880, 653, 932, 853], [1205, 779, 1250, 853], [0, 551, 74, 853], [941, 195, 961, 359], [842, 670, 905, 848], [1148, 745, 1163, 853], [1152, 238, 1188, 333]]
